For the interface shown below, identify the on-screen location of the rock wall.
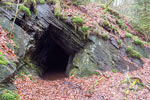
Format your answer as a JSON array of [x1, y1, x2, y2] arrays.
[[0, 17, 30, 84]]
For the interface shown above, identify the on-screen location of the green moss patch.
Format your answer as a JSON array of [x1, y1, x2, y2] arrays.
[[53, 0, 61, 19], [101, 5, 121, 19], [71, 16, 84, 25], [80, 26, 89, 39], [81, 26, 89, 32], [112, 68, 117, 73], [19, 4, 31, 17], [0, 52, 8, 65], [125, 32, 133, 38], [0, 89, 20, 100], [100, 33, 110, 40], [116, 20, 123, 28], [107, 8, 120, 19], [71, 0, 82, 6], [38, 0, 45, 4], [24, 56, 40, 75], [134, 39, 144, 46], [69, 67, 78, 76], [71, 16, 84, 33], [101, 20, 119, 35], [126, 46, 142, 59], [117, 39, 122, 45]]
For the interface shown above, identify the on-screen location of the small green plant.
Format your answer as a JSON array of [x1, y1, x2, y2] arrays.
[[134, 39, 144, 46], [19, 4, 31, 16], [89, 76, 104, 94], [69, 67, 78, 76], [124, 25, 128, 31], [0, 60, 8, 65], [112, 69, 117, 73], [101, 33, 110, 40], [104, 9, 108, 14], [145, 42, 150, 45], [72, 16, 84, 25], [116, 20, 123, 28], [47, 0, 55, 4], [38, 0, 45, 4], [0, 52, 8, 65], [101, 4, 120, 19], [126, 46, 142, 59], [54, 8, 61, 18], [24, 56, 40, 75], [29, 75, 33, 80], [71, 16, 84, 33], [70, 0, 82, 6], [54, 0, 61, 19], [80, 26, 89, 39], [125, 32, 133, 38], [117, 39, 122, 45], [101, 20, 119, 34], [120, 76, 144, 99], [17, 73, 25, 80], [102, 20, 112, 31], [61, 12, 68, 20], [0, 89, 20, 100], [81, 26, 89, 32]]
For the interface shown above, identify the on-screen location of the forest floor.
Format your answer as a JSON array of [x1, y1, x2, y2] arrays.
[[15, 59, 150, 100]]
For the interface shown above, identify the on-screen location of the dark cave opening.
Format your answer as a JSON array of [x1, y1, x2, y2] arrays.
[[33, 32, 69, 80], [42, 41, 69, 80]]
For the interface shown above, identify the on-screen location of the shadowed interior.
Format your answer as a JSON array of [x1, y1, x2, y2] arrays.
[[33, 31, 69, 80]]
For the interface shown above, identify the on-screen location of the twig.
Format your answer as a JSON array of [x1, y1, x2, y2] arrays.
[[10, 0, 20, 35], [89, 76, 104, 94]]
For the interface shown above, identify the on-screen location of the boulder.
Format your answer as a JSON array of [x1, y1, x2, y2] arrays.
[[0, 17, 30, 83]]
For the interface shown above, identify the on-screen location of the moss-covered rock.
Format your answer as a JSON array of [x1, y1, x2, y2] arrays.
[[0, 17, 30, 84], [72, 49, 98, 77], [24, 56, 42, 76], [126, 46, 142, 59], [125, 32, 133, 38], [101, 4, 121, 19], [116, 20, 123, 28], [134, 38, 144, 46], [100, 33, 110, 40], [68, 67, 78, 76], [0, 17, 30, 57], [133, 44, 150, 58], [117, 40, 122, 46], [101, 20, 119, 35]]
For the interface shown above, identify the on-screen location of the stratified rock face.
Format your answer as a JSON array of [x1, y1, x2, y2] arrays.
[[69, 35, 145, 77], [0, 64, 16, 83], [0, 17, 30, 57], [0, 17, 30, 83]]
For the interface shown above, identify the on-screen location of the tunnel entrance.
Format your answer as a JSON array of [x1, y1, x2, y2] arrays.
[[33, 32, 69, 80], [41, 42, 69, 80]]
